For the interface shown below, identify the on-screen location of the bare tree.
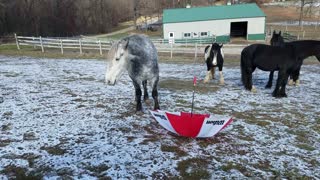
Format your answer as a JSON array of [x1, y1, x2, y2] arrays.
[[298, 0, 320, 26]]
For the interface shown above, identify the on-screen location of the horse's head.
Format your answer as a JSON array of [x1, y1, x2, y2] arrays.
[[210, 43, 223, 66], [316, 54, 320, 62], [105, 39, 129, 85], [270, 30, 285, 47]]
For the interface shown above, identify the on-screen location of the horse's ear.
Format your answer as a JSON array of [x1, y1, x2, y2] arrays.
[[122, 39, 129, 49], [219, 44, 223, 48], [273, 30, 276, 35], [279, 31, 282, 35]]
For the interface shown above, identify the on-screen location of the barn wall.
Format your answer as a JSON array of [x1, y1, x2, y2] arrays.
[[163, 17, 265, 41]]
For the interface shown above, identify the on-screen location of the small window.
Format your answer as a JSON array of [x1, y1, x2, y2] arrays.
[[201, 32, 208, 37], [184, 33, 191, 38], [193, 32, 199, 37], [169, 32, 174, 38]]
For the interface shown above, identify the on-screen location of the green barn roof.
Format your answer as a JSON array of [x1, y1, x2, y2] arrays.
[[163, 3, 266, 24]]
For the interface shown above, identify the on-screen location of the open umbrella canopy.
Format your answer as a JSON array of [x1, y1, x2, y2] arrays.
[[150, 110, 232, 138]]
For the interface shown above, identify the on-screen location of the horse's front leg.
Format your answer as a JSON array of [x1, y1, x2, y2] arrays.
[[273, 69, 286, 97], [265, 71, 274, 88], [218, 65, 224, 85], [132, 80, 142, 112], [210, 67, 215, 79], [279, 73, 290, 97], [204, 65, 213, 83], [142, 80, 149, 102]]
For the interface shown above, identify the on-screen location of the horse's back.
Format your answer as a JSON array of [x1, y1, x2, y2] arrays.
[[124, 34, 158, 62], [242, 44, 296, 71], [124, 34, 159, 82]]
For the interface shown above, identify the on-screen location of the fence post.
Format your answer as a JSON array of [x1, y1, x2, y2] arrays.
[[194, 43, 198, 61], [302, 31, 305, 39], [99, 40, 102, 55], [40, 36, 44, 53], [79, 39, 82, 54], [32, 37, 36, 49], [14, 33, 20, 50], [60, 39, 64, 54], [170, 43, 173, 59]]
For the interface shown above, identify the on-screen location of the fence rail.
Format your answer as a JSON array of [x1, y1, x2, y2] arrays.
[[15, 34, 112, 55], [14, 34, 246, 58]]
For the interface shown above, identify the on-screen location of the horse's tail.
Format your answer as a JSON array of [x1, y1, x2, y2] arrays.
[[240, 47, 252, 90]]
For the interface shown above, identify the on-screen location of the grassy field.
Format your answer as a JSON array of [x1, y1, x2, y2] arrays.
[[0, 56, 319, 179]]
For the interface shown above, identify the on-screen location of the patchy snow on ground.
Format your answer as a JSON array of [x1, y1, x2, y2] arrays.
[[0, 56, 319, 179]]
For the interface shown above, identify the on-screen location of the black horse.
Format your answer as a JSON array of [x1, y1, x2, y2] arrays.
[[267, 31, 320, 88], [241, 43, 300, 97], [204, 43, 225, 85]]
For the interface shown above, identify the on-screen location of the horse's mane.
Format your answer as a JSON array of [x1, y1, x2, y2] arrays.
[[107, 41, 120, 60], [286, 40, 320, 59]]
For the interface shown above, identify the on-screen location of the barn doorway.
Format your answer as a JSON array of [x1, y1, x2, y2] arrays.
[[230, 21, 248, 40]]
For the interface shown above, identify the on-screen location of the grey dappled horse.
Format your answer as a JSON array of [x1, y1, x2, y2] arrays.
[[105, 34, 160, 112]]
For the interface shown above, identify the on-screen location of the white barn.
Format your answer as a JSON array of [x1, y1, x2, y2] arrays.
[[162, 3, 266, 43]]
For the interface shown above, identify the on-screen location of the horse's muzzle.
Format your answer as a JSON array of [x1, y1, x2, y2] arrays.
[[107, 80, 116, 86]]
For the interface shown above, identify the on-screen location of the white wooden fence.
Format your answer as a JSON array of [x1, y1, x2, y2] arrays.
[[15, 34, 112, 55], [14, 34, 246, 58]]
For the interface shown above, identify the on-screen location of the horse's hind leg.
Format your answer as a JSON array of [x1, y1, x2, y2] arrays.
[[142, 80, 149, 101], [241, 67, 255, 92], [240, 53, 255, 92], [132, 80, 143, 112], [204, 69, 213, 83], [150, 77, 160, 110], [265, 71, 274, 88], [290, 67, 301, 86]]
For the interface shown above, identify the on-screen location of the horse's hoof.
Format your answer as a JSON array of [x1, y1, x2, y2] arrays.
[[265, 84, 272, 89], [272, 91, 277, 97], [136, 105, 142, 112], [272, 92, 286, 98], [295, 80, 300, 86], [144, 99, 152, 105], [219, 78, 224, 85], [251, 86, 257, 93], [136, 111, 144, 115], [203, 79, 209, 83], [288, 79, 294, 86]]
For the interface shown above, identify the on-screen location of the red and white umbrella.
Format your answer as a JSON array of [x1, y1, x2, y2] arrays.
[[150, 110, 232, 138], [150, 77, 233, 138]]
